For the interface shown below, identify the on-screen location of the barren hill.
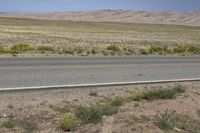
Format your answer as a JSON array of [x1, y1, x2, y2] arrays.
[[0, 10, 200, 26]]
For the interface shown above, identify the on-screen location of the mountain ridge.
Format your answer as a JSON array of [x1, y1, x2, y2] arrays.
[[0, 9, 200, 26]]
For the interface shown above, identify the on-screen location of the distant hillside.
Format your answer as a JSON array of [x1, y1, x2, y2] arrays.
[[0, 10, 200, 26]]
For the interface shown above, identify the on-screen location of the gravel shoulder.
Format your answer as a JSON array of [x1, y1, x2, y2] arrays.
[[0, 82, 200, 133]]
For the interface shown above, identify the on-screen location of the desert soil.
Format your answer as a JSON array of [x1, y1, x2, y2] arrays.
[[0, 82, 200, 133]]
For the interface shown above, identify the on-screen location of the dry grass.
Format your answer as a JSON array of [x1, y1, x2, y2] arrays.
[[0, 18, 200, 55]]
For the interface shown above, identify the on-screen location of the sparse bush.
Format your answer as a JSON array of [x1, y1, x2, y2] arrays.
[[139, 49, 148, 55], [37, 45, 55, 52], [157, 110, 176, 131], [173, 45, 186, 53], [132, 115, 150, 123], [89, 90, 98, 96], [59, 105, 70, 113], [75, 106, 102, 123], [111, 97, 124, 106], [59, 113, 79, 132], [131, 86, 185, 101], [101, 106, 118, 116], [23, 122, 37, 133], [107, 44, 121, 52], [7, 104, 14, 109], [157, 110, 200, 132], [197, 109, 200, 117], [74, 46, 84, 54], [134, 103, 140, 107], [91, 48, 98, 55], [63, 48, 74, 55], [10, 44, 33, 54], [187, 46, 200, 54], [49, 103, 69, 113], [0, 118, 13, 129], [149, 45, 163, 53], [49, 103, 60, 111], [0, 45, 5, 54]]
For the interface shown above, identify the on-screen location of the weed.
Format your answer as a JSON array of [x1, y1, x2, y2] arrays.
[[10, 44, 33, 54], [131, 86, 185, 101], [196, 109, 200, 117], [100, 106, 118, 116], [0, 45, 5, 54], [37, 46, 55, 52], [49, 103, 60, 112], [134, 103, 139, 107], [59, 113, 79, 132], [89, 90, 98, 96], [49, 103, 69, 113], [173, 45, 186, 53], [149, 45, 163, 53], [7, 104, 14, 109], [139, 49, 148, 55], [156, 110, 200, 132], [59, 105, 70, 113], [1, 118, 13, 129], [75, 105, 102, 123], [63, 48, 74, 55], [107, 45, 121, 52], [132, 115, 150, 123], [187, 46, 200, 54], [91, 48, 98, 55], [157, 110, 176, 131], [111, 97, 124, 106], [23, 122, 37, 133]]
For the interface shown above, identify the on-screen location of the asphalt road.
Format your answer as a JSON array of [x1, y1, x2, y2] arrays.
[[0, 56, 200, 88]]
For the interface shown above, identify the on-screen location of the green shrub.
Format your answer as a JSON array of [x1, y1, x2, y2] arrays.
[[1, 118, 13, 129], [157, 110, 200, 132], [139, 49, 148, 55], [74, 46, 84, 54], [173, 45, 186, 53], [197, 109, 200, 117], [89, 90, 98, 96], [63, 48, 74, 55], [75, 106, 102, 123], [37, 46, 55, 52], [187, 46, 200, 54], [100, 106, 118, 116], [49, 103, 60, 111], [149, 45, 163, 53], [111, 97, 124, 106], [0, 45, 5, 54], [91, 48, 98, 55], [132, 115, 150, 123], [107, 45, 121, 52], [23, 122, 37, 133], [157, 110, 176, 131], [131, 86, 185, 101], [59, 113, 79, 132], [49, 103, 69, 113], [10, 44, 33, 54]]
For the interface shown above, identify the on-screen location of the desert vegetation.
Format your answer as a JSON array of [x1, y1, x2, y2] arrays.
[[0, 17, 200, 56], [0, 43, 200, 56], [1, 83, 200, 133]]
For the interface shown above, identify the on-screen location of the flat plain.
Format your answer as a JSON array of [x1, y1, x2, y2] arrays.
[[0, 17, 200, 50]]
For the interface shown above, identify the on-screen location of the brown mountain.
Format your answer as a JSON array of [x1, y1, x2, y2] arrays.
[[0, 10, 200, 26]]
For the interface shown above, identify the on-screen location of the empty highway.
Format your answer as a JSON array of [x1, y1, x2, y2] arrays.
[[0, 56, 200, 89]]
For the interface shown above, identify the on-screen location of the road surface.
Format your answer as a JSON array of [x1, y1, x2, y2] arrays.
[[0, 56, 200, 88]]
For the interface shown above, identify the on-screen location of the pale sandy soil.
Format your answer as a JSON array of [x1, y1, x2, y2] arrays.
[[0, 82, 200, 133]]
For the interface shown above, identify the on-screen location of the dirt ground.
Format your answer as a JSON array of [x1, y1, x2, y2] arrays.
[[0, 82, 200, 133]]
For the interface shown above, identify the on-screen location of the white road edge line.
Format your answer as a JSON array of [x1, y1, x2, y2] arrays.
[[0, 78, 200, 92]]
